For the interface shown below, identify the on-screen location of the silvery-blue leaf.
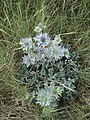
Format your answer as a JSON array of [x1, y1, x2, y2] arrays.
[[22, 55, 30, 67], [61, 47, 70, 58]]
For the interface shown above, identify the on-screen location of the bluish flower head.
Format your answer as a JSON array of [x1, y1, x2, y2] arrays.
[[51, 45, 63, 61], [46, 45, 64, 62], [23, 54, 35, 67], [36, 88, 54, 106], [36, 84, 64, 107], [38, 23, 46, 29], [50, 85, 64, 99], [20, 38, 33, 51], [53, 34, 62, 45], [34, 23, 46, 33], [33, 33, 51, 47]]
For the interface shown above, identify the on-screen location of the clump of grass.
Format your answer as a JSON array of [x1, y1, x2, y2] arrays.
[[0, 0, 90, 119]]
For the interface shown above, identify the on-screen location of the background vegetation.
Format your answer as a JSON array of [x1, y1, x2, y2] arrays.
[[0, 0, 90, 119]]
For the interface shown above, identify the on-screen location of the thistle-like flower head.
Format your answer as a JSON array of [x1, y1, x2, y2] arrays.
[[23, 54, 35, 67], [33, 33, 51, 47], [36, 88, 53, 106], [53, 34, 62, 45], [20, 38, 33, 51], [34, 23, 46, 33]]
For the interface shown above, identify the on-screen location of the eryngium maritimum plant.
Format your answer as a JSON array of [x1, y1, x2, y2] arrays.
[[19, 23, 79, 114]]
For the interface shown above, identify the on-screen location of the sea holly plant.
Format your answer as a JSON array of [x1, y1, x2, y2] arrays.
[[18, 23, 79, 115]]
